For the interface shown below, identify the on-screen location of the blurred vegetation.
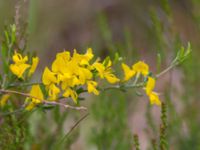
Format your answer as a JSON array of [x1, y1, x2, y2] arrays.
[[0, 0, 200, 149]]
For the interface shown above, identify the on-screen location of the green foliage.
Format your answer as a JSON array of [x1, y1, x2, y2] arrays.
[[171, 43, 192, 66], [90, 91, 132, 150]]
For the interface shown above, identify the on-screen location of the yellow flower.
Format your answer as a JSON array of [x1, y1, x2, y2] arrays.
[[56, 51, 71, 62], [12, 51, 28, 64], [9, 51, 34, 78], [25, 85, 44, 111], [0, 94, 10, 107], [149, 92, 161, 106], [63, 88, 78, 103], [60, 75, 75, 89], [30, 85, 44, 103], [42, 67, 57, 85], [144, 77, 161, 106], [85, 48, 94, 61], [145, 77, 155, 95], [76, 67, 93, 85], [28, 57, 39, 76], [121, 63, 136, 81], [52, 51, 71, 74], [87, 80, 99, 95], [72, 48, 94, 66], [48, 84, 60, 100], [132, 61, 149, 76], [92, 62, 105, 78], [104, 71, 120, 84], [42, 67, 60, 100], [93, 60, 120, 84], [25, 102, 36, 111], [10, 63, 30, 78]]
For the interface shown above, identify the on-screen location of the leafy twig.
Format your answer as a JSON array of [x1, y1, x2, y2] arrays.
[[156, 43, 191, 78]]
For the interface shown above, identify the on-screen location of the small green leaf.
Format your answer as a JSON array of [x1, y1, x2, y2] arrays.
[[103, 56, 111, 66]]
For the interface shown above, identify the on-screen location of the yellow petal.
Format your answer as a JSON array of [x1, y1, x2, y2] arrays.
[[77, 68, 93, 85], [48, 84, 60, 101], [30, 85, 44, 102], [63, 88, 78, 103], [149, 92, 161, 106], [52, 54, 70, 74], [84, 48, 94, 61], [121, 63, 136, 81], [42, 67, 57, 85], [92, 62, 105, 78], [145, 77, 155, 95], [132, 61, 149, 76], [87, 81, 99, 95], [28, 57, 39, 76], [25, 85, 44, 110], [105, 73, 120, 84], [56, 51, 70, 61], [10, 63, 30, 78], [12, 51, 28, 64]]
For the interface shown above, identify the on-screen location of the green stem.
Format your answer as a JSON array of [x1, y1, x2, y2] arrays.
[[102, 83, 144, 91], [7, 82, 42, 88], [156, 62, 177, 78]]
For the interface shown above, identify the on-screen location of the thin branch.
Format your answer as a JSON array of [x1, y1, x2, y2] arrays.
[[0, 89, 87, 111], [156, 64, 175, 78], [58, 113, 89, 145]]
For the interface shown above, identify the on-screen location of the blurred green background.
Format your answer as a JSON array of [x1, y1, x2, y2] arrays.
[[1, 0, 200, 149]]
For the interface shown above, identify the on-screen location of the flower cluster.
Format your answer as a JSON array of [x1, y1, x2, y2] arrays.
[[122, 61, 161, 105], [8, 48, 161, 110], [42, 48, 119, 103], [9, 51, 39, 79]]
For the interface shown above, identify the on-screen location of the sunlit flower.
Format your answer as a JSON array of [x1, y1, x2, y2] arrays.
[[145, 77, 155, 95], [132, 61, 149, 76], [148, 92, 161, 106], [42, 67, 57, 85], [93, 60, 120, 84], [76, 67, 93, 85], [10, 63, 30, 78], [9, 51, 39, 78], [28, 57, 39, 76], [48, 84, 60, 100], [72, 48, 94, 66], [52, 51, 71, 74], [121, 63, 136, 81], [144, 77, 161, 106], [12, 51, 28, 64], [25, 85, 44, 110], [87, 80, 99, 95], [63, 88, 78, 103]]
